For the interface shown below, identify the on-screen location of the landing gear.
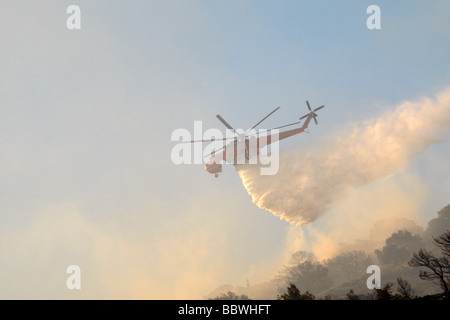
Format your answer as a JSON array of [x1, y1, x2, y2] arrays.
[[214, 173, 219, 178]]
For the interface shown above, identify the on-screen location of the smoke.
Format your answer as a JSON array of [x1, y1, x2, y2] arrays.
[[208, 204, 450, 299], [238, 89, 450, 225]]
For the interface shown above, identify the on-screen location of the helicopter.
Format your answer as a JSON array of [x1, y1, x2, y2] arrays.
[[181, 101, 324, 177]]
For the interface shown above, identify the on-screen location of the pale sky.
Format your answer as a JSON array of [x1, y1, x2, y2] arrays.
[[0, 1, 449, 299]]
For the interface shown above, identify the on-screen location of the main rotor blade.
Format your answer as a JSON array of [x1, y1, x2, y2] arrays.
[[179, 137, 236, 143], [246, 120, 302, 134], [247, 107, 281, 133], [306, 100, 312, 111], [216, 114, 235, 133], [271, 121, 302, 130]]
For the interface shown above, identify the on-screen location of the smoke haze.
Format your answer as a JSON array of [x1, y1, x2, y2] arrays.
[[208, 205, 450, 300]]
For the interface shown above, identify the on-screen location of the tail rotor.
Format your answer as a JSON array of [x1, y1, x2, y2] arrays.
[[299, 100, 324, 124]]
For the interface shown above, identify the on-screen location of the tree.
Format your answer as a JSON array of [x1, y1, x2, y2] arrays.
[[278, 260, 332, 294], [433, 230, 450, 258], [374, 282, 395, 300], [409, 230, 450, 293], [277, 283, 315, 300], [372, 279, 416, 300], [210, 291, 250, 300], [346, 289, 360, 300], [394, 278, 415, 300], [288, 251, 316, 265], [424, 205, 450, 242], [325, 251, 373, 285], [375, 230, 424, 266], [277, 283, 301, 300]]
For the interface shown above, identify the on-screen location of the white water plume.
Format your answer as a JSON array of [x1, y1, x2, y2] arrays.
[[238, 89, 450, 225]]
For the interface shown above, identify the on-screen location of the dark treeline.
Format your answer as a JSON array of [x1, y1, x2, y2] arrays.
[[210, 205, 450, 300], [278, 227, 449, 300]]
